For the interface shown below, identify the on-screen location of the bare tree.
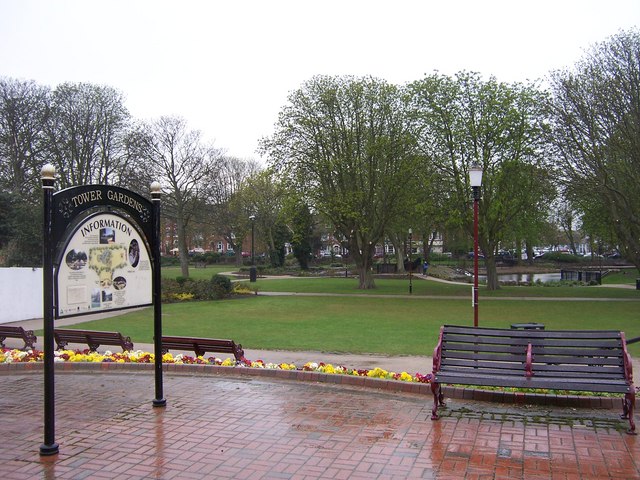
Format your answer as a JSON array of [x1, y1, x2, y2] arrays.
[[0, 77, 49, 199], [132, 116, 223, 277], [44, 82, 131, 189], [549, 29, 640, 271], [207, 156, 261, 266]]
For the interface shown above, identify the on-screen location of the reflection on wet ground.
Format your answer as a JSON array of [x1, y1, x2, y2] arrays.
[[1, 371, 638, 479]]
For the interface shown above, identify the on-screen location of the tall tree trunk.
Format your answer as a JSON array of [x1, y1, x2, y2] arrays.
[[395, 247, 405, 273], [176, 207, 190, 278], [525, 240, 535, 265], [484, 255, 499, 290], [353, 240, 376, 289], [357, 255, 375, 289]]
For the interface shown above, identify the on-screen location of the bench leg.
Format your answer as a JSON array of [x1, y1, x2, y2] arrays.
[[430, 382, 445, 420], [621, 392, 636, 435]]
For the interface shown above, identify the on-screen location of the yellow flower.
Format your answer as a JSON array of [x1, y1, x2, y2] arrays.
[[162, 353, 174, 362], [320, 364, 336, 374], [367, 367, 389, 379], [221, 358, 235, 366]]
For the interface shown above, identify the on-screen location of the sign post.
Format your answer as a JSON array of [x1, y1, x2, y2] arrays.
[[151, 182, 166, 407], [39, 166, 164, 454], [40, 165, 58, 456]]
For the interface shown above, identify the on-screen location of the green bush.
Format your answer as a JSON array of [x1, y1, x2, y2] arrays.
[[210, 274, 232, 299], [161, 274, 232, 303], [161, 255, 181, 266], [203, 251, 221, 264]]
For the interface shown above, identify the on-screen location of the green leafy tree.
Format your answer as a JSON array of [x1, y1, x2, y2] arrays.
[[408, 72, 554, 289], [549, 29, 640, 271], [283, 198, 315, 269], [238, 170, 289, 268], [261, 75, 419, 289]]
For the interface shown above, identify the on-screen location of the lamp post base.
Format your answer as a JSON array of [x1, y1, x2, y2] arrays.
[[39, 442, 59, 456]]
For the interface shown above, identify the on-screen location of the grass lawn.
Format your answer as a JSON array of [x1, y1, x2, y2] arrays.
[[243, 276, 640, 299], [603, 269, 638, 285], [53, 294, 640, 358]]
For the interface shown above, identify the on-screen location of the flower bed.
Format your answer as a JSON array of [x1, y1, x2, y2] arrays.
[[0, 348, 432, 384]]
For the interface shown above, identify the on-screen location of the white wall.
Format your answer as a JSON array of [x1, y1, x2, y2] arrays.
[[0, 268, 43, 323]]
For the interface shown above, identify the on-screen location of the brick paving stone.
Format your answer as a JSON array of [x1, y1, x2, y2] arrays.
[[1, 370, 639, 479]]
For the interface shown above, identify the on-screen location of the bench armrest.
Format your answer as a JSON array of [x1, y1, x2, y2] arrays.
[[432, 326, 444, 374], [621, 333, 634, 384], [525, 343, 533, 378]]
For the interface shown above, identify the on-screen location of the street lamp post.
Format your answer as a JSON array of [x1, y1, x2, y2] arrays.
[[469, 163, 483, 328], [408, 228, 413, 295], [249, 215, 256, 282]]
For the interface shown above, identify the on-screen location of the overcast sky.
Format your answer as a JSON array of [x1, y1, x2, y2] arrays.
[[1, 0, 638, 161]]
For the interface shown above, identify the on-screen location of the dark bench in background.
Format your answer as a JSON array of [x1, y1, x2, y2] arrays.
[[161, 336, 245, 363], [54, 329, 134, 352], [0, 325, 37, 350], [430, 325, 636, 434]]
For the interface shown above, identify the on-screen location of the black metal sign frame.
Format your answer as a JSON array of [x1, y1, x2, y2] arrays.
[[40, 170, 165, 457]]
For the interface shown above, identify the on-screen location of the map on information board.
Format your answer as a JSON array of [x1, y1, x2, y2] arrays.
[[56, 212, 152, 317]]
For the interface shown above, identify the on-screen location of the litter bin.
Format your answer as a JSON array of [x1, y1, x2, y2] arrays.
[[636, 278, 640, 290], [250, 266, 257, 282]]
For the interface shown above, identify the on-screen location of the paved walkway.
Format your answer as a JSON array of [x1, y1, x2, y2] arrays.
[[2, 368, 639, 480]]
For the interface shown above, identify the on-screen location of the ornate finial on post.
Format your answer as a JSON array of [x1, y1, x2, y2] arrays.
[[41, 164, 56, 189], [150, 181, 161, 201]]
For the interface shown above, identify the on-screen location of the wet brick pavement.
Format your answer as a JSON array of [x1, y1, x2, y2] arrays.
[[1, 369, 639, 479]]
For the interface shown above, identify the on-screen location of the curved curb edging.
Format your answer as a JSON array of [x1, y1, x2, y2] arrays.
[[0, 362, 623, 410]]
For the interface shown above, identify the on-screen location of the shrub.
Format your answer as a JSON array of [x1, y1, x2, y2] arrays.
[[203, 251, 221, 264], [161, 255, 181, 266], [211, 274, 232, 299]]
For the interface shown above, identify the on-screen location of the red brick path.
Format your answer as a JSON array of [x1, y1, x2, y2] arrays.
[[1, 371, 638, 479]]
